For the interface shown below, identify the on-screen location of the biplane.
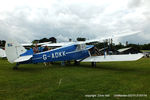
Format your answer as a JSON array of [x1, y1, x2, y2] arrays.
[[4, 31, 143, 69]]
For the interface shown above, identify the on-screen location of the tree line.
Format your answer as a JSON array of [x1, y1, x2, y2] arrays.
[[0, 37, 150, 50]]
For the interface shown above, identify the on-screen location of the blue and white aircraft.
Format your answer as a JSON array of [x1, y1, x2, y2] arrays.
[[5, 39, 143, 69], [4, 31, 143, 69]]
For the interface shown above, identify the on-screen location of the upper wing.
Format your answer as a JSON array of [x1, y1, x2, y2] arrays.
[[78, 31, 141, 44], [42, 42, 74, 47], [20, 31, 140, 47], [82, 53, 143, 62], [21, 43, 33, 46]]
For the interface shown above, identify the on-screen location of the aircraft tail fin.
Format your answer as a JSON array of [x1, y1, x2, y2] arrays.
[[5, 40, 27, 63]]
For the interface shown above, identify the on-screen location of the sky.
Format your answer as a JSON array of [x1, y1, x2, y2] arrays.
[[0, 0, 150, 44]]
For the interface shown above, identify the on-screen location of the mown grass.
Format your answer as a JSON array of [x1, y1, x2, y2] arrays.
[[141, 50, 150, 52], [0, 58, 150, 100]]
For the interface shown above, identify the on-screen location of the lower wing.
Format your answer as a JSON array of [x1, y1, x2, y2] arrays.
[[82, 53, 143, 62]]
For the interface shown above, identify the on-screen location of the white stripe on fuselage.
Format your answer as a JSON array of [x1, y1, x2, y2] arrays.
[[51, 51, 66, 58]]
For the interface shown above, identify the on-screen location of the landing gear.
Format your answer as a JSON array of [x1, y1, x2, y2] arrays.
[[67, 61, 71, 65], [13, 63, 19, 70], [74, 60, 80, 65], [61, 61, 65, 66], [91, 62, 96, 67]]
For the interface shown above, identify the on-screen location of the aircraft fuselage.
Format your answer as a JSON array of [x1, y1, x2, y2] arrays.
[[20, 44, 93, 64]]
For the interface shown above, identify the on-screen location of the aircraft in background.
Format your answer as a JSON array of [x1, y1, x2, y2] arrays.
[[0, 48, 6, 58], [4, 31, 143, 69]]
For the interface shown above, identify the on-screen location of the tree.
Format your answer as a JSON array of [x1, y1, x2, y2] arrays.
[[69, 38, 72, 42], [49, 37, 56, 43], [39, 38, 49, 43], [115, 42, 124, 49], [32, 40, 39, 44], [77, 37, 86, 41], [0, 40, 6, 47]]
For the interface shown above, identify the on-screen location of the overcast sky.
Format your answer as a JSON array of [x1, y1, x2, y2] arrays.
[[0, 0, 150, 44]]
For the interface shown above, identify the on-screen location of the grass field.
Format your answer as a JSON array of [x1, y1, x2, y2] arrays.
[[141, 50, 150, 52], [0, 58, 150, 100]]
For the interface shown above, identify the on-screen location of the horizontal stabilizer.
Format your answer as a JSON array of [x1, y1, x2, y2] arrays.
[[82, 53, 143, 62], [14, 55, 32, 63]]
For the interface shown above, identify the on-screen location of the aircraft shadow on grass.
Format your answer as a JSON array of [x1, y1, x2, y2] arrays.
[[15, 62, 137, 73]]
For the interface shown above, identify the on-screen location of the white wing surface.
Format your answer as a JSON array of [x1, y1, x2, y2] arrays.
[[79, 31, 141, 44], [14, 55, 33, 62], [82, 53, 143, 62], [0, 48, 6, 58]]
